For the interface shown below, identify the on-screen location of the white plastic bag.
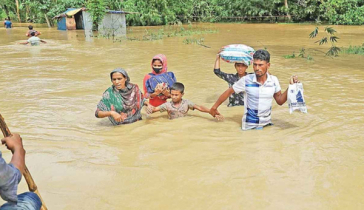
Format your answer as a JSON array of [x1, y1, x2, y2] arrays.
[[288, 83, 307, 114]]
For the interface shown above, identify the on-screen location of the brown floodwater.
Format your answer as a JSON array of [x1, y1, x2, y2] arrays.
[[1, 23, 364, 210]]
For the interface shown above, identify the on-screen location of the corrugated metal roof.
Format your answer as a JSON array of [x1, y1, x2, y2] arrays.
[[66, 8, 82, 16], [54, 8, 130, 19], [65, 8, 78, 13], [53, 8, 80, 19], [106, 10, 126, 14]]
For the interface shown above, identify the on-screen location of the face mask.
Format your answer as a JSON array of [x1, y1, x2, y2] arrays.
[[153, 67, 163, 73]]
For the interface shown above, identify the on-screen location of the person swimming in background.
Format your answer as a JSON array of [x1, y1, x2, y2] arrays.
[[147, 82, 223, 120], [20, 32, 46, 46], [26, 25, 41, 37], [143, 54, 177, 107], [4, 18, 12, 28]]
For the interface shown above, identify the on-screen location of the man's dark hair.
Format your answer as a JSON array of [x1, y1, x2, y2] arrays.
[[253, 49, 270, 63], [171, 82, 185, 93], [28, 25, 33, 30], [30, 31, 36, 36]]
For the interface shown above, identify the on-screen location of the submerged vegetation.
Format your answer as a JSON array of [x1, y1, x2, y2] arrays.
[[283, 48, 313, 60], [309, 26, 340, 57], [341, 44, 364, 55], [284, 26, 343, 60], [183, 37, 210, 48], [124, 25, 217, 42], [1, 0, 364, 26]]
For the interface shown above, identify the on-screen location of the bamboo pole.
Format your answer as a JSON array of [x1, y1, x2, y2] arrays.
[[0, 114, 48, 210]]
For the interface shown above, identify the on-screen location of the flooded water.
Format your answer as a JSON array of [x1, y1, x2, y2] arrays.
[[1, 23, 364, 210]]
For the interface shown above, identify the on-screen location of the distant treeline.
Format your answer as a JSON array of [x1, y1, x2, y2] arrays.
[[1, 0, 364, 26]]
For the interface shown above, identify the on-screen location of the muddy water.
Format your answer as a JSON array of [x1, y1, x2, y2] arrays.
[[0, 23, 364, 210]]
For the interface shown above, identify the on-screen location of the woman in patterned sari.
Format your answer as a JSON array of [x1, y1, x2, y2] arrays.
[[95, 68, 147, 125]]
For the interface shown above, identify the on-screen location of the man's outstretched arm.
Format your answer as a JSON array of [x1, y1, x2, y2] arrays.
[[209, 87, 235, 117]]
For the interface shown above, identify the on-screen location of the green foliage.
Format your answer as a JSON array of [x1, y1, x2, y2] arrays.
[[283, 48, 313, 60], [341, 44, 364, 55], [309, 27, 318, 38], [283, 52, 296, 59], [326, 46, 341, 56], [2, 0, 364, 25], [289, 0, 323, 22], [183, 37, 210, 48], [298, 48, 306, 58], [320, 0, 364, 25], [47, 0, 86, 20], [87, 0, 106, 29], [127, 25, 217, 41], [310, 26, 341, 57]]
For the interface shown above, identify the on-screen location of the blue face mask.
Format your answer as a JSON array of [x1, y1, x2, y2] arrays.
[[153, 67, 162, 73]]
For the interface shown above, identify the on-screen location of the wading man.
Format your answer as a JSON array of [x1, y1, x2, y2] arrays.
[[209, 49, 299, 130]]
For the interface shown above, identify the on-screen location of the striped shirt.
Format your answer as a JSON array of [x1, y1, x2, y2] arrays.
[[232, 73, 281, 130]]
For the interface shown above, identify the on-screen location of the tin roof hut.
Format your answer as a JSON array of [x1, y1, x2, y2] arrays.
[[53, 8, 129, 37]]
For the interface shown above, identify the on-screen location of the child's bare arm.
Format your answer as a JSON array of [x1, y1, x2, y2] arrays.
[[152, 106, 161, 113], [193, 104, 224, 120], [146, 105, 161, 114], [193, 104, 210, 113]]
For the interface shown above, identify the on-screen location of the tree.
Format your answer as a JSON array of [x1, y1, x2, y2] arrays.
[[284, 0, 291, 20], [15, 0, 21, 22], [87, 0, 106, 29]]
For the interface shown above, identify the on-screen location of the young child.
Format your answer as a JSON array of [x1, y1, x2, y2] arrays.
[[214, 53, 253, 107], [147, 82, 222, 120]]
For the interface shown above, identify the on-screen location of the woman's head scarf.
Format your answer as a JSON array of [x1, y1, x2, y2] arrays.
[[110, 68, 133, 89], [150, 54, 168, 75]]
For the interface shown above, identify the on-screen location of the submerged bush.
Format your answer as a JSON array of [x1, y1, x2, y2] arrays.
[[341, 44, 364, 55]]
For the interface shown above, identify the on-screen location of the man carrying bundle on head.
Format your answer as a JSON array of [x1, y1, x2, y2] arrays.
[[210, 49, 300, 130]]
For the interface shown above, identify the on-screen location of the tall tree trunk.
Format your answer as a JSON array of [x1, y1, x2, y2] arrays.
[[26, 5, 30, 21], [15, 0, 21, 22], [44, 14, 52, 28], [284, 0, 291, 20]]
